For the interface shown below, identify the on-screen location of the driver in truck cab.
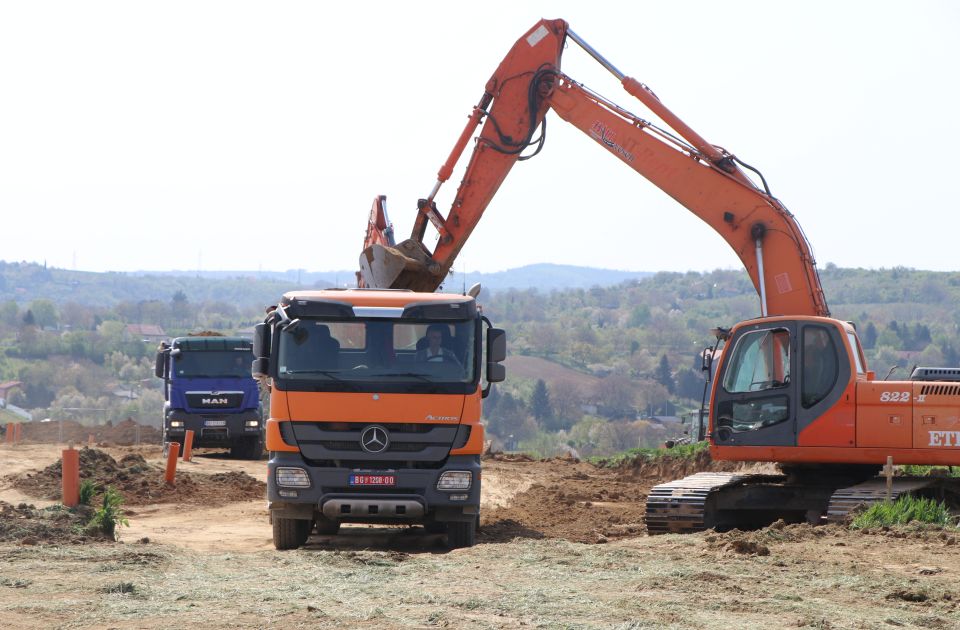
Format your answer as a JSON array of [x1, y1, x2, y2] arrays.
[[416, 324, 460, 365]]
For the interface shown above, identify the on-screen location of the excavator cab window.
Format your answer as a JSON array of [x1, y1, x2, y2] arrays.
[[801, 326, 838, 408], [722, 328, 791, 394], [717, 328, 791, 433]]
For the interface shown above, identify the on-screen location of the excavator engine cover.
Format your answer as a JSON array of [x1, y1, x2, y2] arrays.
[[359, 239, 444, 292]]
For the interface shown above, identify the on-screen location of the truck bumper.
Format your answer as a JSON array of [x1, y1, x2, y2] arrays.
[[164, 410, 262, 448], [267, 451, 480, 524]]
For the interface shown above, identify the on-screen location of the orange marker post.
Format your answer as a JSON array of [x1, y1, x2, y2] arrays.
[[182, 430, 195, 462], [164, 442, 180, 486], [62, 448, 80, 507], [13, 423, 23, 445], [4, 424, 12, 445]]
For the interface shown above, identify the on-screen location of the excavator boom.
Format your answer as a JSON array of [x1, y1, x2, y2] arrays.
[[358, 18, 828, 318]]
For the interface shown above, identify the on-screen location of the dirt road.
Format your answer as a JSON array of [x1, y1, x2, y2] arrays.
[[2, 443, 959, 628]]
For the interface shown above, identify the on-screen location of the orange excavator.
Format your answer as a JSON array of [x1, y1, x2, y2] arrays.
[[359, 19, 960, 532]]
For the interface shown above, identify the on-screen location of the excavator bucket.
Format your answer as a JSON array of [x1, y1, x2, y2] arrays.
[[358, 239, 445, 292]]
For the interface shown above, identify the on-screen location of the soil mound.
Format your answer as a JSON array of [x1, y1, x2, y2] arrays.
[[608, 448, 742, 480], [98, 419, 163, 445], [17, 418, 162, 446], [481, 450, 741, 544], [9, 448, 265, 507], [0, 501, 112, 545]]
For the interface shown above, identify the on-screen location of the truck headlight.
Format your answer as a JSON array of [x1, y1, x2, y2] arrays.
[[276, 467, 311, 488], [245, 420, 260, 428], [169, 420, 184, 428], [437, 471, 472, 491]]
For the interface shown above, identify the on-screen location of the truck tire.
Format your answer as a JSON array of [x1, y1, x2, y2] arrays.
[[231, 437, 264, 460], [272, 516, 311, 550], [424, 521, 446, 534], [445, 519, 476, 549], [315, 517, 340, 536]]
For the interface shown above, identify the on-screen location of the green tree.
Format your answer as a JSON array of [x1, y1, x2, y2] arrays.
[[861, 322, 878, 349], [0, 300, 19, 326], [530, 379, 552, 423], [655, 354, 675, 394], [676, 368, 704, 400], [28, 299, 59, 329]]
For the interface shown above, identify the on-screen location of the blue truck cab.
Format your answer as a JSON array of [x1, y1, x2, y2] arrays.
[[155, 335, 263, 459]]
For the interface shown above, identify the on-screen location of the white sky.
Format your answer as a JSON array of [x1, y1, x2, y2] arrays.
[[2, 1, 958, 275]]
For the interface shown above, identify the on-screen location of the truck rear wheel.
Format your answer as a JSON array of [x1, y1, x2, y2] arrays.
[[445, 519, 476, 549], [272, 516, 311, 550]]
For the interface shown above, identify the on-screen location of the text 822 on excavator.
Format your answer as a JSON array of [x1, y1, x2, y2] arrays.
[[358, 18, 960, 533]]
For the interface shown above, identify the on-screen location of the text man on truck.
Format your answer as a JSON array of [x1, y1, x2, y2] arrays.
[[155, 335, 263, 460], [253, 288, 505, 550]]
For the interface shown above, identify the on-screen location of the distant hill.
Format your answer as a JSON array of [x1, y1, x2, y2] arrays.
[[0, 261, 653, 306], [443, 264, 654, 293], [504, 355, 600, 388], [142, 264, 654, 293]]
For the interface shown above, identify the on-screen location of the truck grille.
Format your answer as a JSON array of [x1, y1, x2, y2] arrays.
[[290, 422, 466, 463], [185, 392, 244, 409]]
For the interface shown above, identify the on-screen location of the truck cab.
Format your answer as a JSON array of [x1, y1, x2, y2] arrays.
[[155, 335, 263, 460], [254, 288, 506, 550]]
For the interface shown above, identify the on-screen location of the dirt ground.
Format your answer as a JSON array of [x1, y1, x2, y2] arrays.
[[2, 442, 960, 628]]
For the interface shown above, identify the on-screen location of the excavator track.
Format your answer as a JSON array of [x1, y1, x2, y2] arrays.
[[645, 472, 756, 534], [825, 477, 958, 524]]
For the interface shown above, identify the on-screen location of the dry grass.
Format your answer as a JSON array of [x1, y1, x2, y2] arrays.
[[2, 526, 960, 629]]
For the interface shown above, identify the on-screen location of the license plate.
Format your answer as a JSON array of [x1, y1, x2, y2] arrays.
[[349, 474, 396, 486], [204, 419, 226, 427]]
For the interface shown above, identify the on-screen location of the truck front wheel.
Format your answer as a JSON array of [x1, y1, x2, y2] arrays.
[[272, 516, 311, 550], [445, 519, 476, 549], [231, 437, 264, 460]]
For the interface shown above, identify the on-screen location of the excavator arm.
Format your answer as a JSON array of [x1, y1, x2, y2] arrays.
[[359, 18, 829, 318]]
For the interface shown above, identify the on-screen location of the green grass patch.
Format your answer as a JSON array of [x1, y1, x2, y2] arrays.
[[78, 479, 96, 506], [589, 441, 708, 468], [898, 464, 960, 477], [87, 486, 130, 539], [851, 495, 953, 529]]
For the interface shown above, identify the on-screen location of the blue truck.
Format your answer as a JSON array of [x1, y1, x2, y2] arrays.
[[155, 335, 263, 459]]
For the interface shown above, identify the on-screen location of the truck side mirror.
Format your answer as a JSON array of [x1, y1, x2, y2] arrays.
[[487, 362, 506, 383], [154, 352, 166, 379], [252, 323, 271, 377], [487, 328, 506, 364], [253, 323, 271, 358], [484, 328, 507, 397], [154, 342, 169, 379], [252, 357, 270, 378]]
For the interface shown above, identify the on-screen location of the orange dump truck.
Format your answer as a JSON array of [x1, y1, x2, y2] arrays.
[[253, 288, 506, 550]]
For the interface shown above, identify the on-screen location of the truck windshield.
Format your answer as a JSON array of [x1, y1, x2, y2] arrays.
[[277, 319, 476, 385], [173, 351, 252, 379]]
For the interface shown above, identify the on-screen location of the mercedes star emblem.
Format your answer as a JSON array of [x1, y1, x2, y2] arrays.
[[360, 425, 389, 454]]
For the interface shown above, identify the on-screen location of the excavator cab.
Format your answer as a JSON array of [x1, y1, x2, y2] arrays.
[[710, 317, 856, 452]]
